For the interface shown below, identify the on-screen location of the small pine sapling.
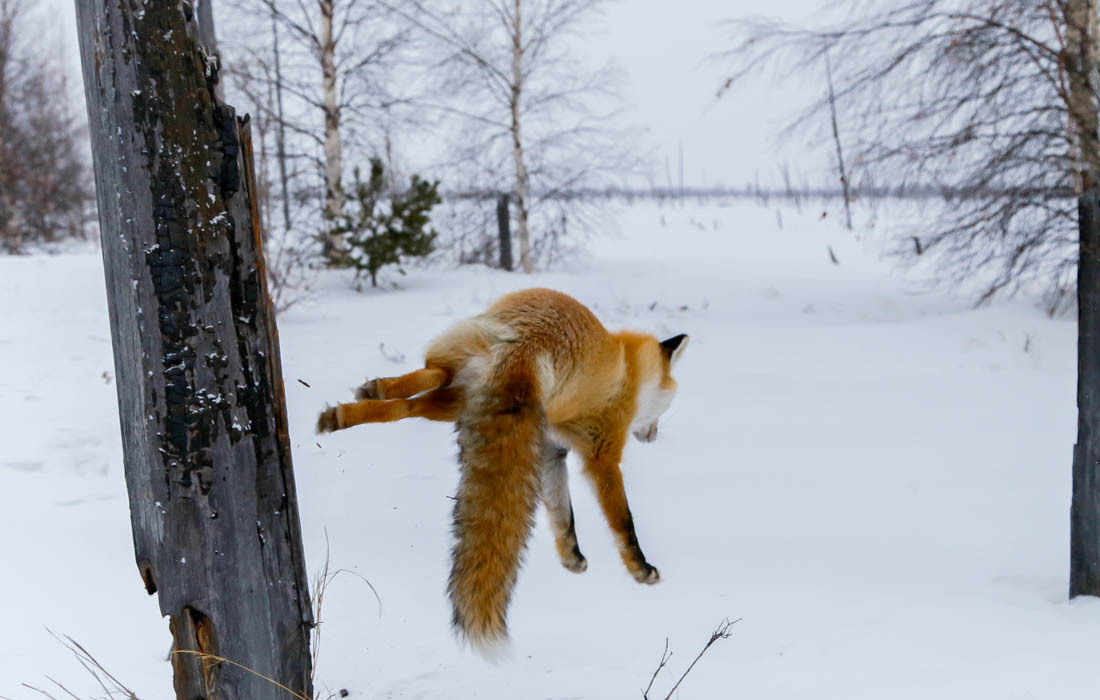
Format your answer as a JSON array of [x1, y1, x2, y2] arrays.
[[329, 158, 441, 287]]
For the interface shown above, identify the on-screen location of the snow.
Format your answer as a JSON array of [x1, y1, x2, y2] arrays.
[[2, 202, 1098, 698]]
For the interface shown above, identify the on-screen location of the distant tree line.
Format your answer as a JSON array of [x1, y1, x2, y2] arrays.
[[0, 0, 92, 253]]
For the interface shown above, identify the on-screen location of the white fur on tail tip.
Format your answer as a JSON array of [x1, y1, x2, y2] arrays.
[[466, 632, 513, 664]]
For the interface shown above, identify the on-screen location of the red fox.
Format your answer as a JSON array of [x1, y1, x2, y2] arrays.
[[316, 288, 688, 653]]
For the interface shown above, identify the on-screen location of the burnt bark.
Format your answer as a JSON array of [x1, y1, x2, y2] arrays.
[[75, 2, 313, 697]]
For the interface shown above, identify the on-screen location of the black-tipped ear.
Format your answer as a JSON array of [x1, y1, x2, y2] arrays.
[[660, 334, 689, 365]]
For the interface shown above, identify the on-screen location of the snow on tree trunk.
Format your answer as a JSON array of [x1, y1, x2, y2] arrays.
[[1067, 0, 1100, 599], [75, 2, 314, 696]]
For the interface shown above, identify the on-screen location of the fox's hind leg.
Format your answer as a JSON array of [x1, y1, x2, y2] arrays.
[[317, 387, 463, 433], [355, 367, 449, 400], [540, 440, 587, 573]]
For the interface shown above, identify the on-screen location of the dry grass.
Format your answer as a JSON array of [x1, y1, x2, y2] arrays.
[[19, 535, 381, 700], [643, 617, 740, 700]]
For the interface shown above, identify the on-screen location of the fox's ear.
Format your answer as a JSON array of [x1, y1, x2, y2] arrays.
[[660, 334, 689, 367]]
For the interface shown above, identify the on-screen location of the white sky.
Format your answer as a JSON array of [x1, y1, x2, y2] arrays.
[[49, 0, 830, 187]]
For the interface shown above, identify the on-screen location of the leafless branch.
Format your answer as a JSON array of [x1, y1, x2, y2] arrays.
[[642, 618, 740, 700], [717, 0, 1093, 310], [641, 638, 671, 700]]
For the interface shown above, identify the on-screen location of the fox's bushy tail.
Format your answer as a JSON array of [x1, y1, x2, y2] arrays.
[[448, 351, 545, 656]]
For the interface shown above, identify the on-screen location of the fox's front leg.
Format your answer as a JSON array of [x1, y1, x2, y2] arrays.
[[540, 440, 587, 573], [583, 442, 659, 584]]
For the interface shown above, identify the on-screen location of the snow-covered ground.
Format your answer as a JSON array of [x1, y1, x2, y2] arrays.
[[2, 202, 1096, 698]]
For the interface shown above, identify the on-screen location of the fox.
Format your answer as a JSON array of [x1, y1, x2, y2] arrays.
[[315, 287, 688, 653]]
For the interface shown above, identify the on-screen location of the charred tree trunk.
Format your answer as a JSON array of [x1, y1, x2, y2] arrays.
[[75, 2, 314, 697], [1067, 0, 1100, 599], [497, 193, 513, 271]]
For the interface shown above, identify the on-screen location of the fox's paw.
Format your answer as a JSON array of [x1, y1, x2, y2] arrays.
[[354, 379, 383, 400], [631, 562, 660, 585], [561, 547, 588, 574], [316, 405, 340, 434]]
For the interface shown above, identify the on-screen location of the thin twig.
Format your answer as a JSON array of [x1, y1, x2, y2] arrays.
[[662, 618, 740, 700], [46, 629, 138, 699], [310, 529, 334, 687], [309, 528, 384, 692], [44, 677, 81, 700], [642, 638, 671, 699], [18, 685, 57, 700]]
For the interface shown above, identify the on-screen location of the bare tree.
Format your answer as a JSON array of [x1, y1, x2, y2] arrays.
[[0, 0, 92, 253], [1064, 0, 1100, 601], [823, 44, 852, 231], [720, 0, 1100, 599], [222, 22, 323, 312], [221, 0, 410, 266], [719, 1, 1090, 310], [394, 0, 640, 272]]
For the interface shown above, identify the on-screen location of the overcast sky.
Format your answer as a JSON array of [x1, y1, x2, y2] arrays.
[[48, 0, 830, 188]]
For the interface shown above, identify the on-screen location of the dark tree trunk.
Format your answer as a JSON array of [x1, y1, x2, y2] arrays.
[[824, 44, 853, 232], [75, 3, 314, 697], [1067, 0, 1100, 600], [497, 193, 513, 271], [1072, 183, 1100, 598]]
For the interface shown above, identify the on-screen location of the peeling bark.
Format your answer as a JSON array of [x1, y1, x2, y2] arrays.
[[75, 2, 313, 696]]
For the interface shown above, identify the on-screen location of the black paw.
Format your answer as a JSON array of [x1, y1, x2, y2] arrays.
[[562, 547, 588, 573], [316, 406, 339, 434], [354, 379, 381, 400], [632, 562, 660, 584]]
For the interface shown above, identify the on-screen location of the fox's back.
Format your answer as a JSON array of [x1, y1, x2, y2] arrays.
[[486, 288, 608, 354], [425, 289, 627, 421]]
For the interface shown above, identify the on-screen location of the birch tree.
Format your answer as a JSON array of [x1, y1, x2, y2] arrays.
[[395, 0, 637, 272], [223, 0, 409, 265]]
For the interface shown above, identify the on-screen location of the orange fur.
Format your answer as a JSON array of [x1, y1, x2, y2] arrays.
[[316, 288, 687, 650], [358, 367, 450, 400]]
